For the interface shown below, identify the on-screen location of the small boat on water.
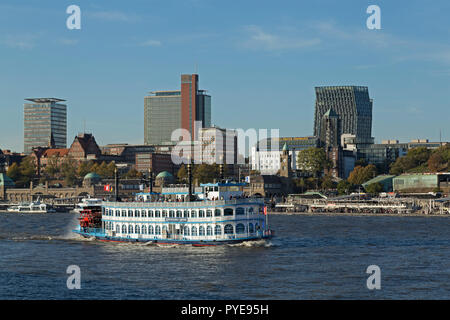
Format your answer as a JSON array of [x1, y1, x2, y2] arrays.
[[73, 197, 103, 214], [7, 200, 56, 213]]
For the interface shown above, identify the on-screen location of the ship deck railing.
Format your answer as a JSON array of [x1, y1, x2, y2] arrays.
[[102, 198, 263, 208]]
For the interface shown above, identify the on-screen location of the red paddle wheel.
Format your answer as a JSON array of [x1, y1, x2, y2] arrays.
[[78, 208, 102, 229]]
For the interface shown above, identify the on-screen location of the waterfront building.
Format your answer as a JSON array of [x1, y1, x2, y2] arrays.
[[314, 86, 373, 145], [135, 152, 178, 176], [251, 137, 319, 175], [0, 149, 25, 172], [362, 175, 396, 192], [198, 126, 238, 165], [23, 98, 67, 154], [393, 173, 450, 193], [68, 133, 102, 161], [101, 144, 156, 164], [144, 74, 211, 145]]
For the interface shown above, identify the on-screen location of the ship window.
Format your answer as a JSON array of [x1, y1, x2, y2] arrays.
[[206, 225, 212, 236], [224, 224, 234, 234], [214, 225, 222, 235], [176, 210, 182, 218], [206, 210, 212, 217], [191, 226, 197, 236], [148, 225, 154, 235], [122, 225, 127, 233], [184, 226, 190, 236], [199, 226, 205, 236], [135, 225, 140, 234], [142, 225, 147, 234], [183, 210, 189, 218], [169, 210, 175, 218], [236, 207, 245, 215], [155, 225, 161, 235], [149, 210, 154, 217], [162, 210, 167, 218], [142, 210, 147, 218], [248, 223, 254, 233], [236, 223, 245, 234], [128, 225, 133, 233], [191, 210, 197, 218], [214, 209, 221, 217], [135, 210, 140, 218], [155, 210, 160, 217], [199, 210, 205, 218], [122, 210, 126, 217], [128, 210, 133, 217], [224, 208, 233, 216]]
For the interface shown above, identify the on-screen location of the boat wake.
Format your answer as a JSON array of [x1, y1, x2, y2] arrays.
[[228, 239, 274, 248]]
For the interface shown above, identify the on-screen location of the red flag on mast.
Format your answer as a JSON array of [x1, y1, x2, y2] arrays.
[[263, 206, 267, 215]]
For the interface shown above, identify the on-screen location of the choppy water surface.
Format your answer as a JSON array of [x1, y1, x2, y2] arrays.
[[0, 212, 449, 299]]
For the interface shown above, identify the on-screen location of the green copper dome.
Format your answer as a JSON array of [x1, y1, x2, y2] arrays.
[[0, 173, 15, 187], [156, 171, 173, 179], [84, 172, 101, 180]]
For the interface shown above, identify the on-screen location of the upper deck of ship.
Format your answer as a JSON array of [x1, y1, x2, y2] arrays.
[[103, 197, 264, 209]]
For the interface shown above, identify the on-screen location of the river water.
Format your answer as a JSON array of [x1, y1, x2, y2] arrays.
[[0, 212, 449, 299]]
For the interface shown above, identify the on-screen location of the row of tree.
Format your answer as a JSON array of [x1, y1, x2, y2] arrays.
[[177, 163, 228, 184], [6, 156, 142, 187], [390, 145, 449, 175]]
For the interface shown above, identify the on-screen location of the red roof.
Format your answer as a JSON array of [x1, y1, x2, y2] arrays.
[[43, 148, 69, 158]]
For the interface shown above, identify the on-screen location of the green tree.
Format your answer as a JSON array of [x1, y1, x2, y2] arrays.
[[427, 145, 450, 172], [124, 167, 142, 179], [365, 182, 383, 194], [293, 178, 306, 193], [320, 174, 336, 190], [193, 164, 220, 184], [297, 147, 329, 188], [390, 147, 432, 174], [348, 164, 377, 185], [77, 160, 94, 178], [60, 158, 77, 186], [337, 180, 355, 195], [177, 164, 187, 182], [105, 162, 117, 178], [17, 156, 36, 187], [6, 162, 21, 182], [45, 154, 61, 179]]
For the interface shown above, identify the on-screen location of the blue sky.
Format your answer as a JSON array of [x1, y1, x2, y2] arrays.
[[0, 0, 449, 153]]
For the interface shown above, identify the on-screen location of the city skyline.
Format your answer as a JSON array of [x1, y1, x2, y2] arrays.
[[1, 0, 449, 153]]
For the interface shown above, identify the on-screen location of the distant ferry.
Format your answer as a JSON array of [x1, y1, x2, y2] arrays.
[[73, 197, 103, 214], [73, 182, 274, 246], [7, 200, 56, 214]]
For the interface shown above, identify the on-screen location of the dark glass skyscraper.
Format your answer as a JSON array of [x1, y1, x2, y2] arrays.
[[23, 98, 67, 154], [314, 86, 373, 144]]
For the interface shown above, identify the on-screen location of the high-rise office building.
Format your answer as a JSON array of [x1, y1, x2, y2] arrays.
[[314, 86, 373, 145], [23, 98, 67, 154], [144, 74, 211, 145]]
